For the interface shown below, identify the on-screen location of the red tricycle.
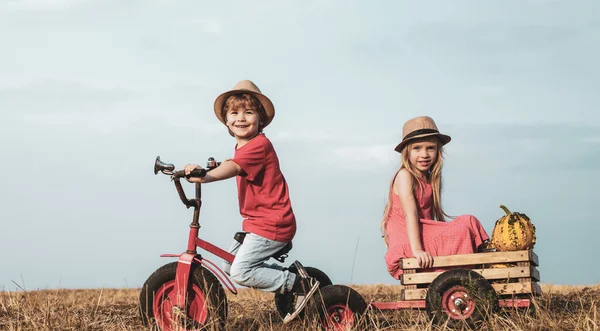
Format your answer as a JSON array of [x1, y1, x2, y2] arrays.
[[308, 249, 541, 329], [138, 156, 332, 331]]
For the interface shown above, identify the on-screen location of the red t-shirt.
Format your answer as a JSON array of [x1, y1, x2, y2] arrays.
[[231, 134, 296, 242]]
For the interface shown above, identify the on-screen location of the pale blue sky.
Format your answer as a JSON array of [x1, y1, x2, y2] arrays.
[[1, 0, 599, 290]]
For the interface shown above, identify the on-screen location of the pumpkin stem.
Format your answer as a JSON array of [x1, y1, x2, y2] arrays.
[[500, 205, 512, 215]]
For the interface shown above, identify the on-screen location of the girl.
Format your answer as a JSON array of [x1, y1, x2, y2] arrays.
[[381, 116, 489, 279]]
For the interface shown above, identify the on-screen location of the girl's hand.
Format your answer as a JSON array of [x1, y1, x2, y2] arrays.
[[183, 164, 201, 175], [413, 249, 434, 268]]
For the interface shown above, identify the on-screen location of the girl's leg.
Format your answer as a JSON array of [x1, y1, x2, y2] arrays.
[[229, 233, 296, 294], [455, 214, 490, 248], [433, 214, 489, 255]]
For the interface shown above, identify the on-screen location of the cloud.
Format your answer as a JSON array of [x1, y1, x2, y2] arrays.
[[0, 80, 137, 105], [469, 84, 505, 97], [333, 144, 397, 167], [3, 0, 88, 10], [0, 80, 222, 137], [179, 19, 223, 35], [270, 131, 336, 143], [581, 136, 600, 144]]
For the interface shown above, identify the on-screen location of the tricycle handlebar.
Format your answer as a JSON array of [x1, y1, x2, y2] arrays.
[[154, 156, 219, 210]]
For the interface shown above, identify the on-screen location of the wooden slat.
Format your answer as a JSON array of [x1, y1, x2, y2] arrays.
[[402, 281, 539, 301], [517, 261, 530, 284], [402, 266, 539, 285], [404, 288, 427, 300], [401, 270, 416, 300], [530, 250, 539, 266], [401, 250, 538, 270], [532, 282, 542, 296], [493, 281, 537, 296], [532, 267, 540, 282], [401, 271, 441, 285]]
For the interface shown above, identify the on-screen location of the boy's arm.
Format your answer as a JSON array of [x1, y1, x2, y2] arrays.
[[185, 160, 243, 183]]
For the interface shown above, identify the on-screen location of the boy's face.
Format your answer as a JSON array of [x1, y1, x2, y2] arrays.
[[225, 105, 260, 141]]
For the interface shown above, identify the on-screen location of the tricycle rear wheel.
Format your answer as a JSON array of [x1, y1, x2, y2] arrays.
[[309, 285, 368, 330]]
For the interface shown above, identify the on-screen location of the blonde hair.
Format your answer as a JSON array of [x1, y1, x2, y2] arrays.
[[380, 137, 449, 247]]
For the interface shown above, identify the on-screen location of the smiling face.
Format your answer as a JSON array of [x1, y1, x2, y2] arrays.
[[221, 94, 267, 145], [225, 105, 260, 142], [407, 136, 440, 176]]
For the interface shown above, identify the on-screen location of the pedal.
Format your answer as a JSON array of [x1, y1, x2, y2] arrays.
[[293, 260, 310, 279], [282, 279, 320, 324], [275, 253, 288, 263]]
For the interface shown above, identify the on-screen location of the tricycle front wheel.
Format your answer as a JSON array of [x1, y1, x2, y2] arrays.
[[139, 262, 227, 331]]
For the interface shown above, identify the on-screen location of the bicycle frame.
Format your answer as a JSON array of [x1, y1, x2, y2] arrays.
[[159, 172, 238, 310]]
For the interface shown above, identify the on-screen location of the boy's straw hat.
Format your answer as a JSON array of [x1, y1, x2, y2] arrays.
[[213, 80, 275, 128], [394, 116, 451, 153]]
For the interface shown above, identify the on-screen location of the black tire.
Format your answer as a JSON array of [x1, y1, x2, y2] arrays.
[[274, 266, 333, 319], [139, 262, 227, 331], [308, 284, 368, 330], [426, 268, 499, 329]]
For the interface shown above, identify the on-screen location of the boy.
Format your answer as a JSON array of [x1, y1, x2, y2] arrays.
[[184, 80, 318, 323]]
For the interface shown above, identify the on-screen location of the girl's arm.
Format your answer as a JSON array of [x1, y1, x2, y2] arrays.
[[396, 170, 434, 268], [184, 160, 242, 183]]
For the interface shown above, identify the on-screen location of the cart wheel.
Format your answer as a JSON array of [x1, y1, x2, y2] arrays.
[[309, 285, 368, 330], [274, 266, 332, 319], [139, 262, 227, 331], [426, 268, 498, 328]]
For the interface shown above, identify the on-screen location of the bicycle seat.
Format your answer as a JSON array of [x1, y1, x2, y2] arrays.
[[233, 232, 292, 263]]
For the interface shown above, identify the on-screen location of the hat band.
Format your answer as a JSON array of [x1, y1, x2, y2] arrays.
[[402, 128, 439, 141]]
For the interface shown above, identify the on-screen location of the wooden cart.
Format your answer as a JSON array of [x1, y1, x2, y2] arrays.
[[313, 249, 541, 329]]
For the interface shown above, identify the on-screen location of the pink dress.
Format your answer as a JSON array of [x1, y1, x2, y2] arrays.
[[384, 180, 489, 279]]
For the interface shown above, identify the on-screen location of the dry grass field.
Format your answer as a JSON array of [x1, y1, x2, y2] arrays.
[[1, 283, 599, 330]]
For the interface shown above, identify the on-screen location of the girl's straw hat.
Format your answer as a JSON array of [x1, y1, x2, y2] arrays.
[[394, 116, 451, 153], [213, 80, 275, 128]]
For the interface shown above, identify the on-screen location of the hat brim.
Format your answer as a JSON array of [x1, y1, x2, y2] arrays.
[[394, 133, 451, 153], [213, 89, 275, 127]]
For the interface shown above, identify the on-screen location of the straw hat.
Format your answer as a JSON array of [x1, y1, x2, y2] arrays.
[[394, 116, 451, 153], [213, 80, 275, 127]]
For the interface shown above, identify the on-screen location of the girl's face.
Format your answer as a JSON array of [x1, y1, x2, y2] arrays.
[[408, 137, 439, 175], [226, 105, 260, 141]]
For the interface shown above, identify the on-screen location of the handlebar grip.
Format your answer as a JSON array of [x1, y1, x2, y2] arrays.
[[173, 169, 207, 179], [188, 168, 207, 177]]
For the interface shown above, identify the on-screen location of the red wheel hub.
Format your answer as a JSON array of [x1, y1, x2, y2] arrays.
[[153, 280, 208, 331], [441, 285, 475, 320], [323, 304, 355, 331]]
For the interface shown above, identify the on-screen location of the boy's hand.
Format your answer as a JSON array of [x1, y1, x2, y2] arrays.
[[181, 160, 241, 184], [183, 164, 203, 183], [183, 164, 201, 175], [413, 249, 434, 269]]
